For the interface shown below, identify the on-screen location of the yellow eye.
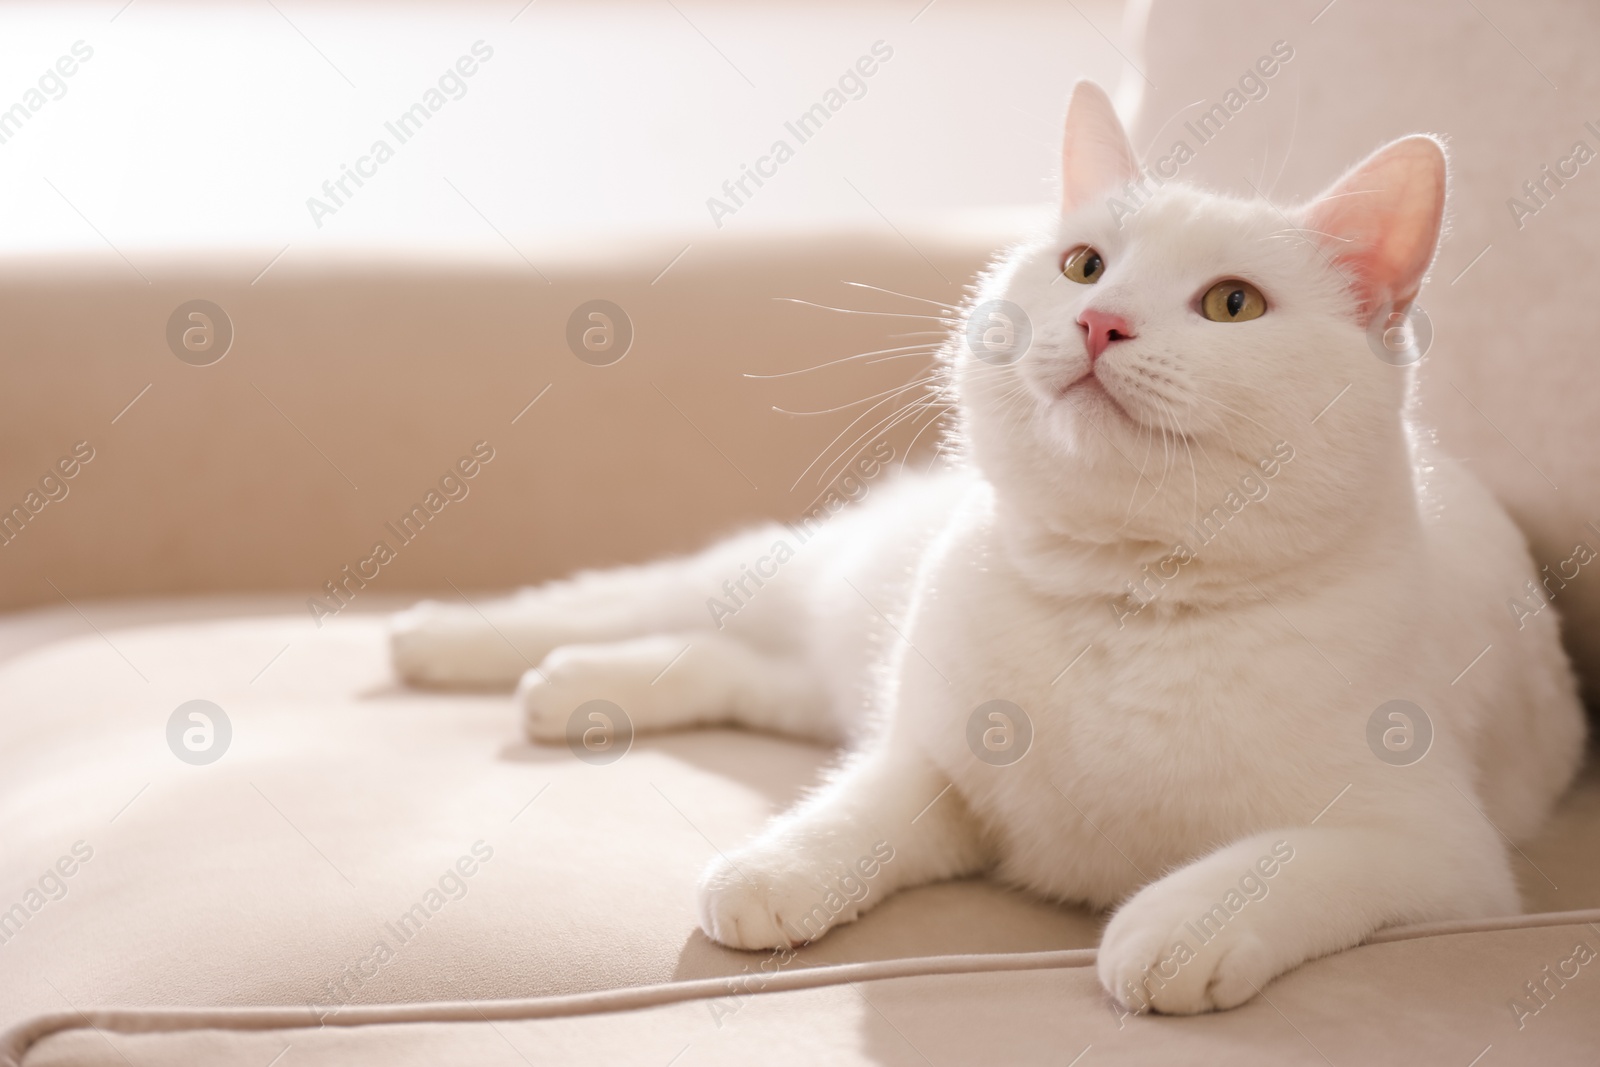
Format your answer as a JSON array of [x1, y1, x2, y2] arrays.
[[1201, 280, 1268, 322], [1061, 246, 1105, 284]]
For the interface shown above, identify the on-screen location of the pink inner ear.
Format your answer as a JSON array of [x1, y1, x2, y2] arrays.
[[1061, 80, 1138, 216], [1299, 135, 1447, 324]]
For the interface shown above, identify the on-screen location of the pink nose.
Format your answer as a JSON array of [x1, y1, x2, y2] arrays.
[[1077, 309, 1136, 363]]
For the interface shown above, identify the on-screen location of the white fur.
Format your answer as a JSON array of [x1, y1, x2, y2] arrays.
[[390, 84, 1584, 1013]]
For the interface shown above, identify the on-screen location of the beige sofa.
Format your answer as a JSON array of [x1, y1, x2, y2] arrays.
[[5, 2, 1600, 1062]]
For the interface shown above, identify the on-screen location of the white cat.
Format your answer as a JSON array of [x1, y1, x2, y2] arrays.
[[390, 81, 1586, 1013]]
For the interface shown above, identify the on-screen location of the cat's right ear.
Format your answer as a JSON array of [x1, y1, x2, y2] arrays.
[[1060, 80, 1138, 216], [1298, 135, 1447, 324]]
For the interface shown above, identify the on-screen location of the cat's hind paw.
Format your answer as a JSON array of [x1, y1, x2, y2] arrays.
[[515, 663, 579, 743], [389, 600, 527, 688]]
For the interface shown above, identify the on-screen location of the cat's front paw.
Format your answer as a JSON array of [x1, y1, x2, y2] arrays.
[[1097, 880, 1277, 1015], [697, 849, 856, 951]]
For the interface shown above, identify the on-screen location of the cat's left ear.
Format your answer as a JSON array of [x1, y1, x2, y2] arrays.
[[1299, 135, 1447, 325], [1060, 80, 1139, 215]]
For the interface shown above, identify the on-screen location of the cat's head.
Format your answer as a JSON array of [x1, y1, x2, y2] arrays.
[[951, 80, 1446, 562]]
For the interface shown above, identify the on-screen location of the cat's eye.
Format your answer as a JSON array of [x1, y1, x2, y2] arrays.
[[1061, 246, 1105, 284], [1200, 280, 1268, 323]]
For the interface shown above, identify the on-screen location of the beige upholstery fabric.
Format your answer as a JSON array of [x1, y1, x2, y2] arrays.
[[0, 602, 1095, 1037], [1, 600, 1598, 1064], [15, 918, 1600, 1064]]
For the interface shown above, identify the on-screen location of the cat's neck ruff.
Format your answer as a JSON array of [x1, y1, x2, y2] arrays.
[[980, 428, 1423, 614]]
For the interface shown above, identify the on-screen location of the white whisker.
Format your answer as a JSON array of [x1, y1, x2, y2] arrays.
[[1264, 225, 1352, 245], [773, 376, 938, 417], [866, 350, 943, 366], [842, 280, 960, 311], [774, 297, 946, 321], [898, 400, 954, 471], [788, 379, 936, 490], [818, 394, 940, 487], [746, 343, 940, 380]]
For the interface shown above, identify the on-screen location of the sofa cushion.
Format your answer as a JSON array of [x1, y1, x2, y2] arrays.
[[14, 918, 1600, 1065], [2, 598, 1596, 1063], [0, 598, 1098, 1034]]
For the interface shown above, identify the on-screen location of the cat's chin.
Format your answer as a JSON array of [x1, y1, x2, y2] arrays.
[[1054, 375, 1138, 429]]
